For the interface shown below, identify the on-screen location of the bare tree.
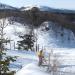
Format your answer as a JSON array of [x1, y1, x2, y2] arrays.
[[45, 49, 61, 75]]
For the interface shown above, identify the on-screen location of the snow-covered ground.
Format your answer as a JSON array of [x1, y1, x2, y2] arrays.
[[6, 50, 38, 71], [5, 49, 75, 75], [2, 18, 75, 75], [3, 20, 75, 49], [15, 62, 49, 75], [36, 22, 75, 48]]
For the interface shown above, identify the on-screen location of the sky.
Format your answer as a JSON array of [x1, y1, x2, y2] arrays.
[[0, 0, 75, 10]]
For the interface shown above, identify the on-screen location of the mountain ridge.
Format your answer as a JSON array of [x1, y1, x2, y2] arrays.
[[0, 2, 18, 10], [0, 2, 74, 14], [20, 5, 75, 14]]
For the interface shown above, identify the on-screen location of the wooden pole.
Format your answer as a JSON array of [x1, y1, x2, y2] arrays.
[[38, 44, 39, 51], [48, 52, 51, 71], [14, 41, 15, 50], [10, 41, 11, 50]]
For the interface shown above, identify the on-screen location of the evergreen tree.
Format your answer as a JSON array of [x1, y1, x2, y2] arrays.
[[0, 18, 16, 75], [17, 33, 36, 51]]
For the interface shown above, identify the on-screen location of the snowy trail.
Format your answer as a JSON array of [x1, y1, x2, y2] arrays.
[[15, 62, 75, 75], [6, 50, 38, 71], [15, 62, 49, 75], [6, 49, 75, 75]]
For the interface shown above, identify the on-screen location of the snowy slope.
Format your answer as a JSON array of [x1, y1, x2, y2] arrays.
[[4, 23, 24, 49], [0, 3, 75, 48], [2, 18, 75, 49], [36, 22, 75, 48], [3, 21, 75, 49]]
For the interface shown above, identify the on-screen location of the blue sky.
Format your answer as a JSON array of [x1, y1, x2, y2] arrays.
[[0, 0, 75, 10]]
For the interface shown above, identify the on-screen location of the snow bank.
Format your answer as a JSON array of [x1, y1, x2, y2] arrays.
[[6, 50, 38, 71], [15, 63, 49, 75]]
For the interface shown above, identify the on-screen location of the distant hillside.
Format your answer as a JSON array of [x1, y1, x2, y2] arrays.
[[0, 3, 75, 34], [0, 3, 18, 10], [20, 5, 75, 14]]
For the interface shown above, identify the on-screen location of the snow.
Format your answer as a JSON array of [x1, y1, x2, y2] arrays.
[[6, 50, 38, 71], [46, 48, 75, 73], [15, 63, 49, 75], [0, 10, 75, 75], [5, 48, 75, 75], [3, 21, 75, 75], [1, 10, 75, 49], [12, 48, 75, 75], [36, 22, 75, 48]]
